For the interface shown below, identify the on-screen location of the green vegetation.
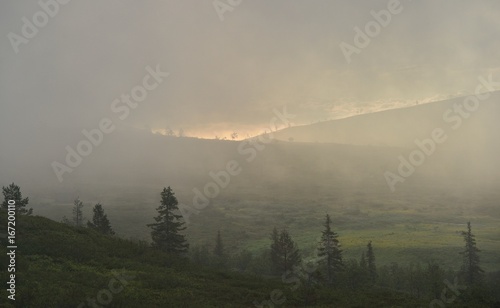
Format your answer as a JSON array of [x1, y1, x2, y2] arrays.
[[0, 211, 281, 307], [0, 210, 438, 307], [1, 185, 499, 307]]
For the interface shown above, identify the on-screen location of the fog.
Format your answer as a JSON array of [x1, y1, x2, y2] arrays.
[[2, 1, 500, 137], [0, 0, 499, 219], [1, 2, 500, 306], [0, 0, 499, 216]]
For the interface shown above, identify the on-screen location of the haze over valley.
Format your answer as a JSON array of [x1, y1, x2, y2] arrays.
[[1, 1, 500, 307]]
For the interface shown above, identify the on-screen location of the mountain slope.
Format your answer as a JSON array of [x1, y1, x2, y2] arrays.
[[270, 93, 500, 148]]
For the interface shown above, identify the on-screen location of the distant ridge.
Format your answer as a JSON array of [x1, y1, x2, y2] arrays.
[[269, 92, 500, 147]]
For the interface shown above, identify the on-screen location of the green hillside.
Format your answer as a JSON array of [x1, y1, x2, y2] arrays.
[[0, 211, 435, 307]]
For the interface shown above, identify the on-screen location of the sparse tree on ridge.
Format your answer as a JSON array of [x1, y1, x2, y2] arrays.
[[317, 214, 343, 285], [460, 221, 483, 285], [147, 187, 189, 254], [73, 197, 84, 227], [87, 203, 115, 235], [166, 127, 175, 136], [270, 227, 301, 274], [1, 183, 32, 215]]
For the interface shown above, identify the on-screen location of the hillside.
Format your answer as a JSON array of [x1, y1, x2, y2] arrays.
[[270, 93, 500, 148], [2, 95, 500, 277], [0, 211, 429, 307], [2, 94, 499, 197]]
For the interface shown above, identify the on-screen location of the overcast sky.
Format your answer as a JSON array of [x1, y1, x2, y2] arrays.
[[1, 0, 500, 139]]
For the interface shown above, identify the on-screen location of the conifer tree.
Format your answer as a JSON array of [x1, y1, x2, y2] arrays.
[[1, 183, 32, 215], [87, 203, 115, 235], [366, 241, 377, 284], [270, 227, 301, 274], [317, 214, 343, 285], [460, 221, 483, 285], [147, 187, 189, 254]]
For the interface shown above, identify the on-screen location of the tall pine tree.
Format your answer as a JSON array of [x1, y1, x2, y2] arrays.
[[270, 227, 301, 274], [147, 187, 189, 254], [1, 183, 32, 215], [317, 214, 343, 285], [460, 221, 483, 285], [87, 203, 115, 235]]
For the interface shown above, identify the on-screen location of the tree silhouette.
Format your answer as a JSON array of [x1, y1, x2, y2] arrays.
[[147, 187, 189, 254], [270, 227, 301, 274], [2, 183, 32, 215], [87, 203, 115, 235], [460, 221, 483, 285], [317, 214, 343, 285]]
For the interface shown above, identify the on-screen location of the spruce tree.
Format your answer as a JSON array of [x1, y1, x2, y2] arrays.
[[460, 221, 483, 285], [366, 241, 377, 285], [87, 203, 115, 235], [73, 197, 84, 227], [1, 183, 32, 215], [147, 187, 189, 254], [317, 214, 343, 285], [270, 227, 301, 274]]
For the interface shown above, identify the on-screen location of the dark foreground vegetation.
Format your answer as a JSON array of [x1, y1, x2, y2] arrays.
[[1, 184, 499, 307], [0, 210, 434, 308]]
